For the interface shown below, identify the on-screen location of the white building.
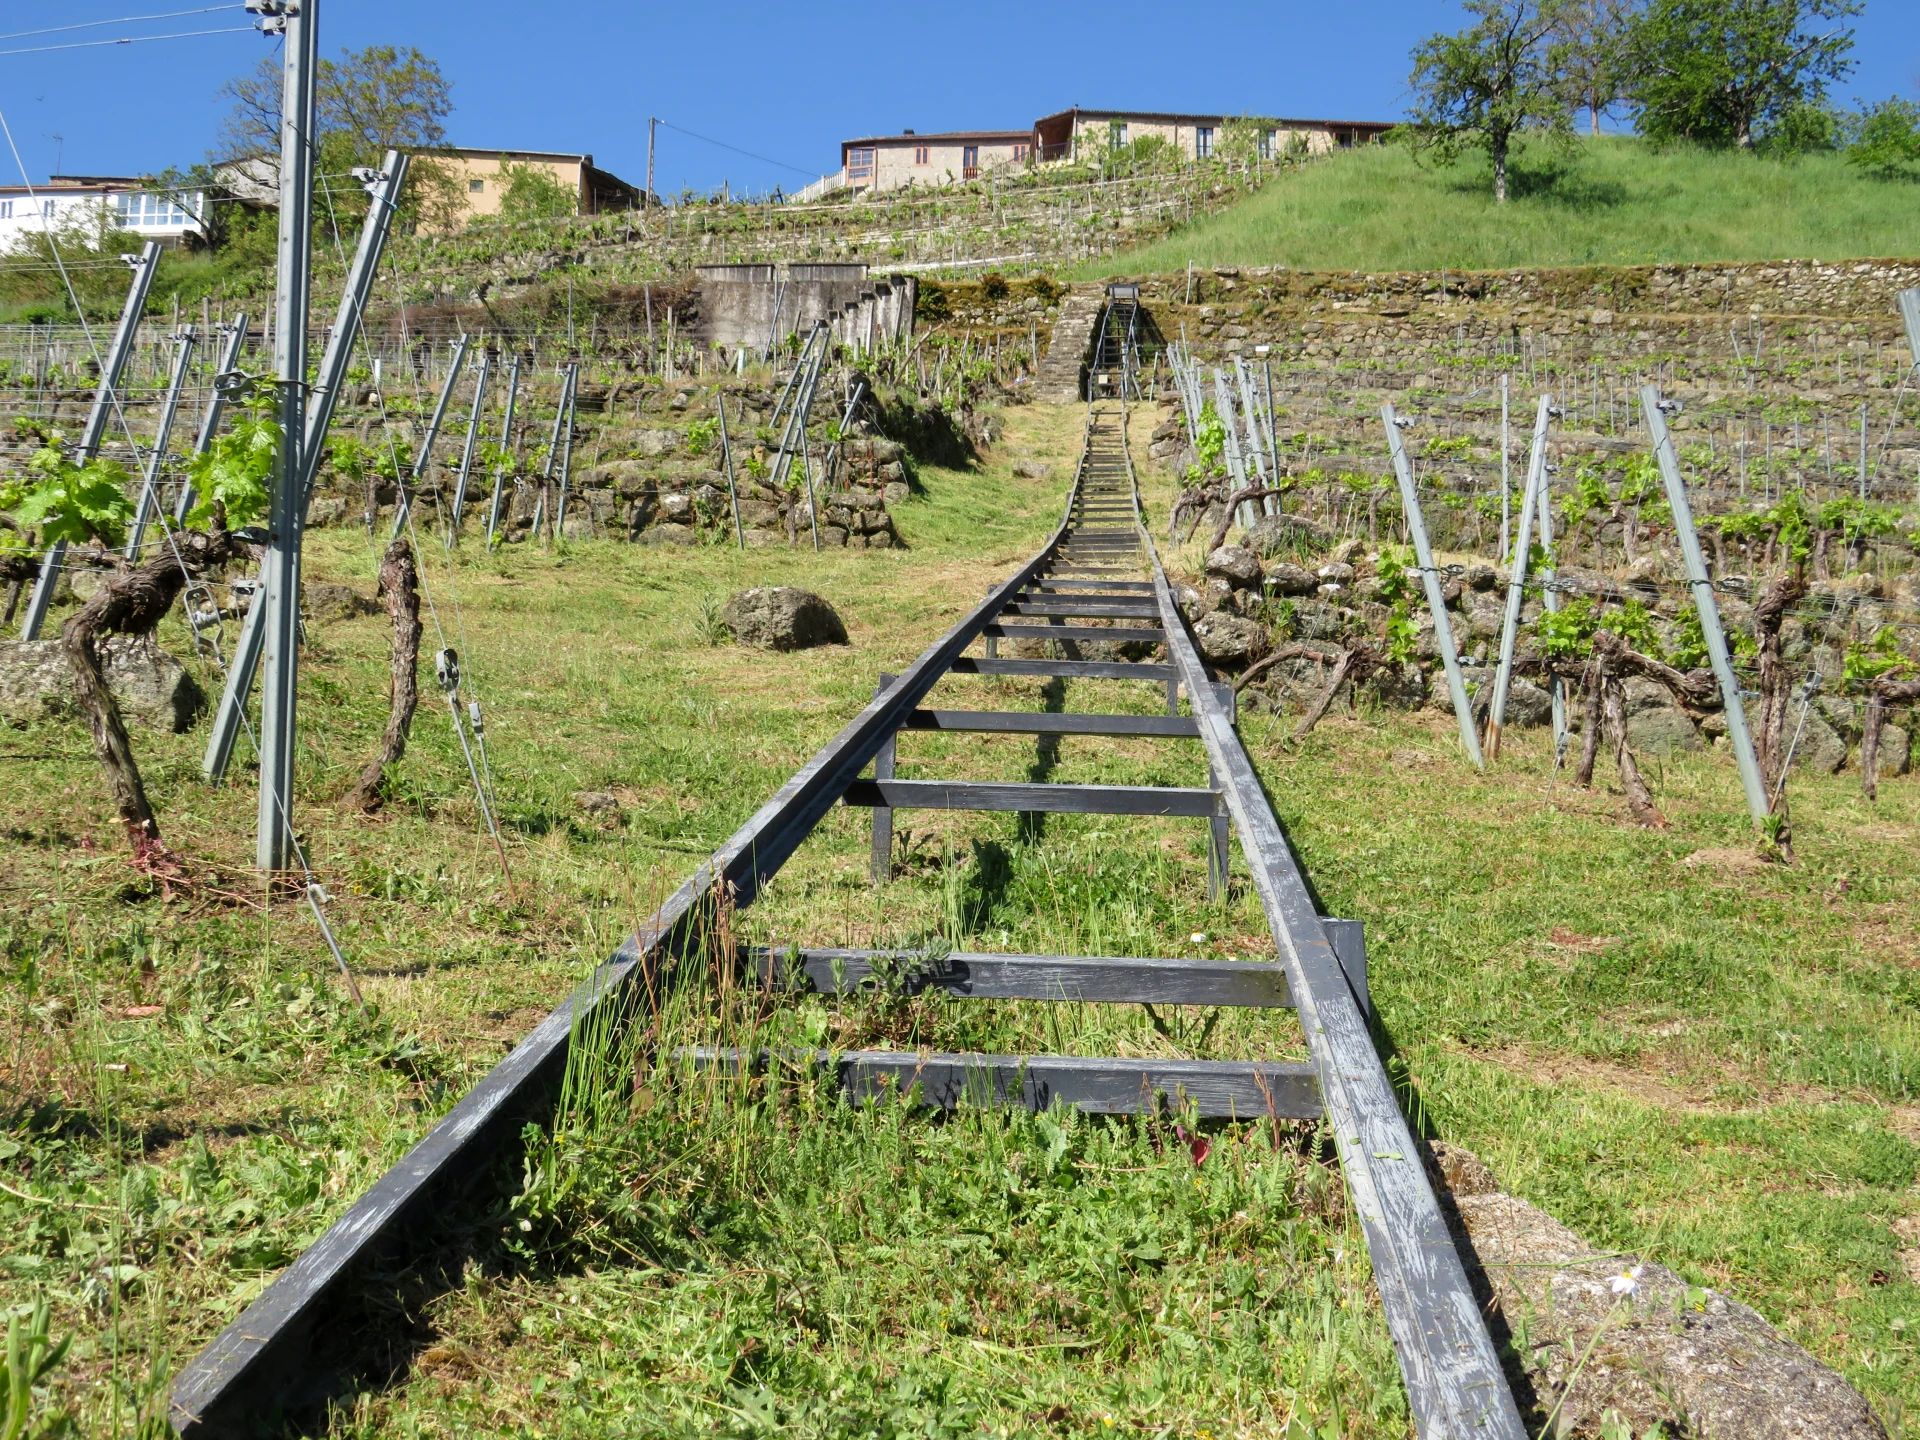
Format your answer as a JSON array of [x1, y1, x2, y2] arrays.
[[0, 175, 207, 253]]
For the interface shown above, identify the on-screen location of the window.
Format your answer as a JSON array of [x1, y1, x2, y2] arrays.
[[0, 201, 10, 220], [114, 192, 196, 229], [962, 145, 979, 178], [1194, 126, 1214, 159], [848, 147, 875, 181], [913, 145, 928, 165], [1336, 129, 1355, 148], [1258, 129, 1275, 161], [469, 178, 485, 193], [1108, 121, 1128, 150], [1012, 142, 1029, 162], [42, 199, 54, 218]]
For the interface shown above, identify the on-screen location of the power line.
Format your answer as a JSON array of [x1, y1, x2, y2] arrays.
[[0, 25, 254, 59], [654, 119, 816, 180], [0, 6, 234, 43]]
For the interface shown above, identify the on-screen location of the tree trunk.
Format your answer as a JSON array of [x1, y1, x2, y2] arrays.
[[1751, 570, 1807, 858], [1603, 675, 1666, 828], [1294, 648, 1381, 739], [1862, 696, 1884, 803], [1575, 658, 1604, 788], [1863, 679, 1920, 802], [344, 537, 423, 813], [1492, 134, 1509, 204], [60, 519, 241, 850]]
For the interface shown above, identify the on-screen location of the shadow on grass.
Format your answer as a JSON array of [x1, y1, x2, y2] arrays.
[[1441, 156, 1631, 211]]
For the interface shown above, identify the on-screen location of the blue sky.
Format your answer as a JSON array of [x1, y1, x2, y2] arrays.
[[2, 1, 1917, 197]]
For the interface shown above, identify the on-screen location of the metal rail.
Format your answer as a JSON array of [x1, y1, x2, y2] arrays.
[[169, 402, 1522, 1439]]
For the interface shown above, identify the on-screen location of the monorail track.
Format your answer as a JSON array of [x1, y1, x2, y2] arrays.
[[170, 402, 1523, 1439]]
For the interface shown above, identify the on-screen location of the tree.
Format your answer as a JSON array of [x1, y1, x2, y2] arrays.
[[215, 44, 462, 231], [1846, 97, 1920, 179], [496, 159, 578, 222], [1626, 0, 1858, 150], [1407, 0, 1575, 203], [1554, 0, 1637, 134]]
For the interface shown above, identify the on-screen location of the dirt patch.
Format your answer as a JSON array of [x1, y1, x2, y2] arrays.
[[1467, 1043, 1854, 1116], [1683, 846, 1781, 875]]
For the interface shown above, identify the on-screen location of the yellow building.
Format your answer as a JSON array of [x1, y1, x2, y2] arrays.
[[440, 148, 643, 219]]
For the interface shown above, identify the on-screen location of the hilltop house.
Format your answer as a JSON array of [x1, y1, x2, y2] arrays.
[[0, 174, 209, 251], [213, 148, 645, 224], [807, 107, 1394, 198]]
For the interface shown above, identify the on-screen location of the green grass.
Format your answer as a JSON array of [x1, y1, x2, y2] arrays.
[[7, 400, 1920, 1436], [1100, 136, 1920, 275]]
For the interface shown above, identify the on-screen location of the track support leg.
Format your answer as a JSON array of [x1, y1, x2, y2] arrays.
[[871, 673, 896, 885]]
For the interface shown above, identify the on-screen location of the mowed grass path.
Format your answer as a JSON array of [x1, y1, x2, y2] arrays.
[[1100, 136, 1920, 275]]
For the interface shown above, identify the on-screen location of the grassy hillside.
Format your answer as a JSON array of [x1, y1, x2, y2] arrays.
[[1101, 136, 1920, 275]]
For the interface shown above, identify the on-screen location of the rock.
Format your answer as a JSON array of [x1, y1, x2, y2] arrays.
[[658, 493, 695, 522], [1368, 662, 1428, 710], [1268, 562, 1316, 596], [638, 524, 696, 547], [1627, 705, 1703, 753], [882, 481, 910, 506], [1242, 513, 1329, 560], [1464, 563, 1498, 592], [303, 583, 379, 622], [722, 587, 849, 652], [1318, 561, 1356, 584], [741, 527, 783, 548], [1443, 1178, 1887, 1439], [0, 637, 207, 733], [634, 429, 679, 458], [1191, 612, 1269, 668], [1291, 599, 1345, 642], [818, 526, 849, 548], [736, 500, 783, 529], [1878, 722, 1911, 777], [669, 390, 693, 410], [308, 497, 349, 528], [868, 530, 896, 550], [1792, 712, 1847, 773], [1011, 460, 1053, 480], [1504, 679, 1553, 728], [1206, 545, 1263, 590], [573, 790, 621, 816]]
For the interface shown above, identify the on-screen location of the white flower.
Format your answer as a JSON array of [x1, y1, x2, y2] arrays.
[[1190, 932, 1208, 944], [1609, 1265, 1642, 1297]]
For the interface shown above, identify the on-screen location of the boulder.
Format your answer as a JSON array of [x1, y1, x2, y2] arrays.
[[882, 481, 910, 506], [1205, 545, 1263, 591], [1504, 678, 1553, 729], [1791, 712, 1847, 774], [1627, 705, 1702, 754], [1268, 562, 1316, 596], [1435, 1151, 1887, 1440], [1367, 662, 1428, 711], [638, 524, 696, 547], [1877, 722, 1911, 777], [634, 429, 679, 458], [304, 583, 379, 622], [741, 527, 784, 548], [1190, 612, 1269, 668], [1011, 460, 1052, 481], [722, 587, 848, 652], [1464, 563, 1498, 591], [736, 500, 783, 529], [0, 637, 206, 732], [1242, 513, 1329, 560]]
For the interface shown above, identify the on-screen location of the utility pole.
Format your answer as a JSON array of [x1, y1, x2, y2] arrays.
[[18, 240, 161, 640], [251, 0, 318, 872], [648, 116, 657, 203]]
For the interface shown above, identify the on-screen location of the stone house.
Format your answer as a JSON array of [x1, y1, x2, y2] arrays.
[[1032, 109, 1394, 164], [838, 130, 1034, 196]]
